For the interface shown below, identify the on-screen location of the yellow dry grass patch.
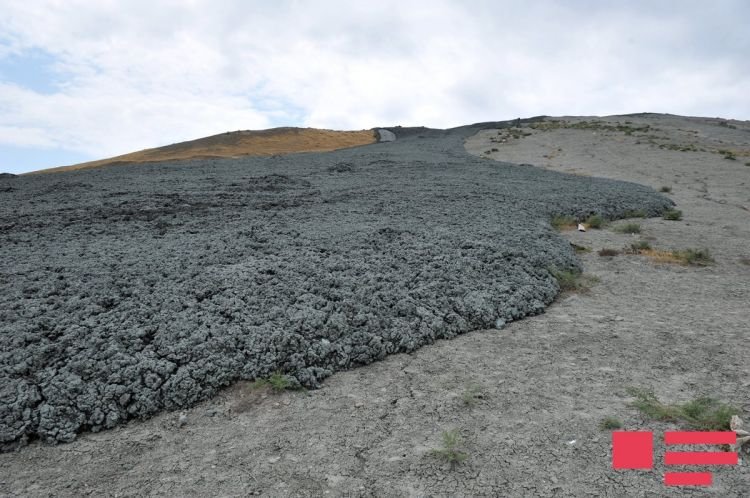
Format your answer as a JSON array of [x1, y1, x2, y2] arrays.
[[639, 248, 686, 264], [30, 128, 377, 174]]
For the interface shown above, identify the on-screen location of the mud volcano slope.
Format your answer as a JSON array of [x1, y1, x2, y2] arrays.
[[0, 120, 673, 449]]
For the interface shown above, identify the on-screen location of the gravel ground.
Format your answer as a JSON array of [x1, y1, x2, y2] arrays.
[[0, 120, 671, 451], [1, 114, 747, 497]]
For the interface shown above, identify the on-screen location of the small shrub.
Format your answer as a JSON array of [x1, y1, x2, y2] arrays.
[[719, 150, 737, 160], [663, 209, 682, 221], [461, 385, 483, 407], [629, 240, 651, 253], [626, 388, 737, 431], [548, 267, 599, 293], [600, 417, 623, 430], [623, 209, 647, 218], [740, 256, 750, 265], [551, 214, 576, 230], [613, 223, 641, 234], [252, 371, 296, 393], [430, 429, 467, 464], [744, 162, 750, 167], [659, 186, 672, 193], [598, 248, 620, 257], [585, 214, 605, 229], [676, 248, 714, 266]]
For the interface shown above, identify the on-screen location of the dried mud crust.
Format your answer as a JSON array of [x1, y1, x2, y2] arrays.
[[0, 120, 673, 450]]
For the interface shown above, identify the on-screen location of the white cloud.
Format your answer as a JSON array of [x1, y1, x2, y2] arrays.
[[0, 0, 748, 168]]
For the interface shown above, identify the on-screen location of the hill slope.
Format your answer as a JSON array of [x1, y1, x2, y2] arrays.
[[31, 127, 377, 174]]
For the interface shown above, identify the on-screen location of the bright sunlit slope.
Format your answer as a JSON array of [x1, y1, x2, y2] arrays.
[[29, 127, 377, 174]]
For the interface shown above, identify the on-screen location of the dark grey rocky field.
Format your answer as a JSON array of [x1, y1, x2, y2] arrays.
[[0, 120, 674, 450]]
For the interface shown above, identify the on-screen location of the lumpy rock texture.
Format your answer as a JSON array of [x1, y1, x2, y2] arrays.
[[0, 122, 672, 449]]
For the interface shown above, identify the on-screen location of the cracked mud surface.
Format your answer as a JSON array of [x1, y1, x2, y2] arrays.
[[1, 114, 749, 496]]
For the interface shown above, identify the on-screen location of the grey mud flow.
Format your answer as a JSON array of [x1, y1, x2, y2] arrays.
[[0, 120, 673, 450]]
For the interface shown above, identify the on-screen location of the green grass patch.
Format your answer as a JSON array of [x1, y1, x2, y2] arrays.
[[599, 416, 623, 430], [626, 388, 738, 430], [663, 208, 682, 221], [629, 240, 652, 253], [674, 248, 714, 266], [429, 429, 468, 464], [551, 214, 576, 230], [585, 214, 605, 229], [548, 267, 599, 293], [613, 223, 641, 234], [251, 371, 297, 393]]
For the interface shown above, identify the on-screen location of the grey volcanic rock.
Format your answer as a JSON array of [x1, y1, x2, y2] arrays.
[[0, 120, 673, 449], [375, 129, 396, 142]]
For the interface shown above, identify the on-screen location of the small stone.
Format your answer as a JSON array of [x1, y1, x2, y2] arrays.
[[178, 412, 188, 427], [354, 402, 364, 408]]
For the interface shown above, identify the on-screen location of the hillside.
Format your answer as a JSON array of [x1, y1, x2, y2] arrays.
[[30, 127, 377, 174]]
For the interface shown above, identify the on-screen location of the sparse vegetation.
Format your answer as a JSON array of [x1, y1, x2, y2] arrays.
[[430, 429, 467, 464], [628, 240, 652, 253], [659, 143, 701, 152], [529, 120, 653, 134], [613, 223, 641, 234], [623, 209, 647, 218], [585, 214, 605, 229], [675, 248, 714, 266], [634, 247, 714, 265], [719, 149, 737, 160], [461, 385, 484, 407], [252, 371, 296, 393], [659, 186, 672, 193], [551, 214, 576, 230], [600, 416, 623, 430], [598, 248, 620, 257], [662, 209, 682, 221], [626, 388, 737, 431], [548, 267, 599, 293], [571, 243, 591, 253], [740, 256, 750, 266]]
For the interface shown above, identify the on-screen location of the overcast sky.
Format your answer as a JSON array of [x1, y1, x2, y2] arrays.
[[1, 1, 748, 173]]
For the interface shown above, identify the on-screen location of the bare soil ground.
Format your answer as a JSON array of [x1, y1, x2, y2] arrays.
[[1, 114, 748, 496], [30, 128, 376, 174]]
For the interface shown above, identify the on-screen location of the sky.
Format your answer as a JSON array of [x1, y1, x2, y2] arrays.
[[1, 1, 748, 174]]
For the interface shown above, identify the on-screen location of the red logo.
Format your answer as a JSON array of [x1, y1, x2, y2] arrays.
[[612, 431, 738, 487]]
